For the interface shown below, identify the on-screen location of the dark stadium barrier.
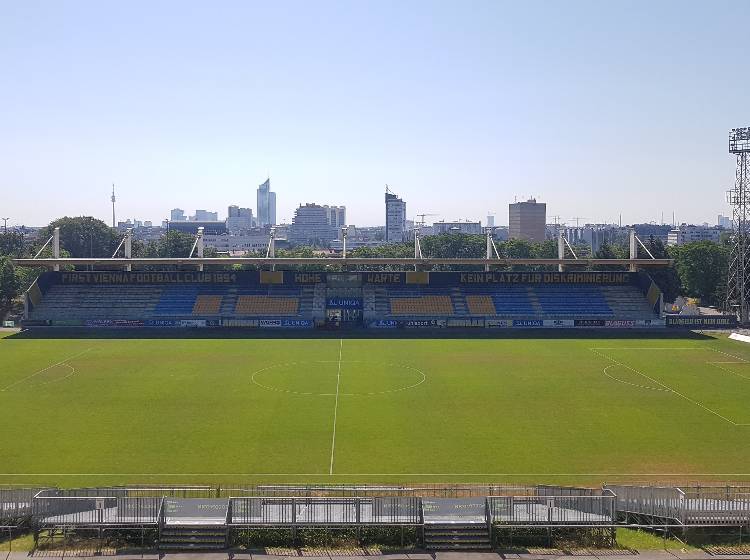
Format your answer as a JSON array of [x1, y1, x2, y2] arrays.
[[42, 270, 642, 288], [666, 315, 738, 328]]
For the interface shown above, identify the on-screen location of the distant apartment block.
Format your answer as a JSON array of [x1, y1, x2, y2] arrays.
[[192, 210, 218, 221], [509, 198, 546, 242], [431, 221, 483, 235], [667, 224, 725, 246], [169, 220, 227, 235], [227, 205, 254, 233], [170, 208, 186, 222], [203, 232, 269, 255], [289, 203, 346, 246]]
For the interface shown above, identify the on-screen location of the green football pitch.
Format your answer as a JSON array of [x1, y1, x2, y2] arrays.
[[1, 330, 750, 488]]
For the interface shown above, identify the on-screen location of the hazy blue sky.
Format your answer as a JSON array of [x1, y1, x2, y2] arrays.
[[1, 0, 748, 228]]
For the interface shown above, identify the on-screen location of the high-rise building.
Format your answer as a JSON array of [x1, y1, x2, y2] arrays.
[[289, 203, 340, 246], [227, 205, 254, 233], [718, 214, 732, 229], [486, 214, 495, 228], [257, 178, 276, 227], [325, 205, 347, 237], [508, 198, 546, 242], [170, 208, 186, 222], [385, 188, 406, 243]]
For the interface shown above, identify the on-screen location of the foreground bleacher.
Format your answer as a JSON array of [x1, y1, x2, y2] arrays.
[[24, 270, 677, 329]]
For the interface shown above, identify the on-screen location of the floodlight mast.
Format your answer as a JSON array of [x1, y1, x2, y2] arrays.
[[727, 127, 750, 324]]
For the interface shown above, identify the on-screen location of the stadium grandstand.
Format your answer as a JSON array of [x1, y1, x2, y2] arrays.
[[22, 269, 669, 329]]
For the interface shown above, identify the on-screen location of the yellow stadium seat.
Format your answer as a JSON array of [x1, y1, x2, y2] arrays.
[[192, 295, 223, 315], [390, 296, 453, 316], [235, 295, 299, 316], [465, 295, 496, 315]]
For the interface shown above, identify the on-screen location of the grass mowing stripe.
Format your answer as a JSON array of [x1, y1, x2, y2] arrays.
[[329, 338, 343, 475]]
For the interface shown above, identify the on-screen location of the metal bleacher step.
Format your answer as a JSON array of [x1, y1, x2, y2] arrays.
[[423, 523, 491, 551], [160, 525, 228, 550]]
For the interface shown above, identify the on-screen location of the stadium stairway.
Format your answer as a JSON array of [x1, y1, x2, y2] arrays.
[[525, 286, 544, 316], [451, 287, 468, 316], [220, 288, 238, 316], [160, 525, 228, 550], [423, 522, 491, 550]]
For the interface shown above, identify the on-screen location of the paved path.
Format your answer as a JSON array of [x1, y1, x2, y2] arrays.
[[5, 550, 750, 560]]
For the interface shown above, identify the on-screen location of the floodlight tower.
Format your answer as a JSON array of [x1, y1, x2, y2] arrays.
[[726, 127, 750, 323]]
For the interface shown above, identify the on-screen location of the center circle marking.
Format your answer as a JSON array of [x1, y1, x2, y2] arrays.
[[251, 361, 426, 396]]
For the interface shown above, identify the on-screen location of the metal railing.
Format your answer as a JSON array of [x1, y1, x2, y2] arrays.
[[0, 488, 40, 520], [489, 493, 616, 527], [228, 496, 422, 526], [605, 485, 686, 524], [33, 496, 161, 526], [605, 484, 750, 526], [221, 483, 534, 498]]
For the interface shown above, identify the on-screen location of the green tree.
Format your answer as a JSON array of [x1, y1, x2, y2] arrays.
[[37, 217, 119, 258], [142, 230, 197, 258], [0, 257, 20, 319], [671, 241, 729, 306], [0, 232, 25, 257], [593, 241, 627, 271]]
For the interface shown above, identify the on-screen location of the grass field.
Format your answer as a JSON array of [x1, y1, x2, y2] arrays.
[[1, 329, 750, 488]]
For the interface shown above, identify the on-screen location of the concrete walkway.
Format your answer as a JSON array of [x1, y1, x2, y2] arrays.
[[5, 550, 750, 560]]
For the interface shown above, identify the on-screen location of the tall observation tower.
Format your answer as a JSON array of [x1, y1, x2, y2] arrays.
[[726, 127, 750, 323], [111, 184, 116, 228]]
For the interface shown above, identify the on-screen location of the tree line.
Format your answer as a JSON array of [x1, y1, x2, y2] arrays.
[[0, 215, 731, 319]]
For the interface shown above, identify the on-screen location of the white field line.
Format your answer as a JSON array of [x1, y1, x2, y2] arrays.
[[602, 364, 669, 392], [329, 339, 343, 475], [1, 348, 92, 392], [589, 348, 749, 426], [709, 347, 750, 363], [707, 361, 750, 381], [588, 348, 703, 351]]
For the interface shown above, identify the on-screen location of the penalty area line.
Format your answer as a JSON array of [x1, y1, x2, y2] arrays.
[[1, 347, 93, 392], [590, 348, 745, 426]]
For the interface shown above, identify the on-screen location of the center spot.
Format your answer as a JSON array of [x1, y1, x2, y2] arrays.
[[251, 361, 426, 396]]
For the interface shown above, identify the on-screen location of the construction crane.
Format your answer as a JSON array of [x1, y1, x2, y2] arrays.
[[416, 213, 438, 228], [569, 217, 589, 227]]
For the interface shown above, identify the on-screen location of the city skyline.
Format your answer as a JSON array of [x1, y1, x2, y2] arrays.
[[2, 1, 748, 228]]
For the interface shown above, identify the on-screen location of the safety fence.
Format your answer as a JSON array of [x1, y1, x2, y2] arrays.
[[33, 495, 162, 526], [228, 496, 422, 526], [1, 488, 42, 522], [8, 484, 750, 531], [489, 493, 616, 527], [605, 484, 750, 526]]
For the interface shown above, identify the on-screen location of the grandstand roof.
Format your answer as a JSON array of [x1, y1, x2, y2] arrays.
[[12, 257, 672, 268]]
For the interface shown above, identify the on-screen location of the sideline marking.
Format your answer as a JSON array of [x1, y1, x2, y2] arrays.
[[1, 348, 92, 392], [329, 339, 343, 475], [590, 348, 750, 426]]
